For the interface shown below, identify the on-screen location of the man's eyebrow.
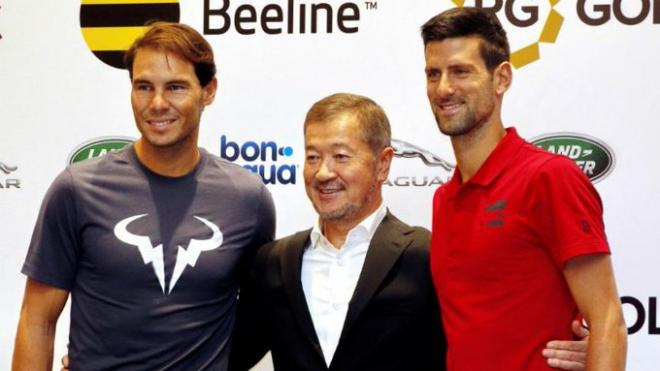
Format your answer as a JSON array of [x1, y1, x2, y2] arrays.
[[166, 79, 192, 86], [132, 78, 152, 85], [448, 63, 476, 70], [305, 142, 351, 151]]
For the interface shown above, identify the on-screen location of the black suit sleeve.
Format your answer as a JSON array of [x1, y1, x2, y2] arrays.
[[413, 227, 448, 371], [229, 186, 276, 371], [228, 240, 274, 371], [426, 273, 448, 370]]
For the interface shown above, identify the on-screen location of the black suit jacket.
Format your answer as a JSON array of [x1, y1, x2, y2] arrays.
[[231, 212, 446, 371]]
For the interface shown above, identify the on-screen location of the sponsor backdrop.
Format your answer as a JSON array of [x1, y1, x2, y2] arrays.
[[1, 0, 659, 369]]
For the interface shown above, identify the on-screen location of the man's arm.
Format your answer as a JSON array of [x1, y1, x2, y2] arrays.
[[12, 278, 69, 371], [563, 254, 627, 370]]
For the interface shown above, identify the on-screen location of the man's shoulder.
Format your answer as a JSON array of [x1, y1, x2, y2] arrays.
[[68, 144, 134, 173], [253, 229, 310, 275], [201, 150, 268, 193], [516, 139, 574, 169], [515, 141, 588, 183], [261, 229, 311, 255], [381, 212, 430, 241]]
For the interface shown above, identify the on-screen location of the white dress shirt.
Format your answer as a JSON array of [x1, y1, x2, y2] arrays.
[[301, 204, 387, 367]]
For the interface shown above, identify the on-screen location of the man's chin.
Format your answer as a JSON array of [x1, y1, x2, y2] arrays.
[[436, 118, 473, 137]]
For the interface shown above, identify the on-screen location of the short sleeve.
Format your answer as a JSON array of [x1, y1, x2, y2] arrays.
[[252, 184, 276, 249], [21, 169, 81, 290], [531, 156, 610, 266]]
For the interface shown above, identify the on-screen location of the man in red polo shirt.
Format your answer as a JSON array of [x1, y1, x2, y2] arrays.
[[421, 7, 627, 370]]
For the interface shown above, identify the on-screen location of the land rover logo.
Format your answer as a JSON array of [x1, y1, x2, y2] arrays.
[[68, 137, 133, 165], [531, 133, 615, 183]]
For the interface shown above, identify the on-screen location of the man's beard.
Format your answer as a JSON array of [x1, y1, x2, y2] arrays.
[[433, 103, 479, 137], [315, 180, 378, 223]]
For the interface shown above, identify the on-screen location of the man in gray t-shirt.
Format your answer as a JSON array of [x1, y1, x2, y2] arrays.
[[13, 22, 275, 370]]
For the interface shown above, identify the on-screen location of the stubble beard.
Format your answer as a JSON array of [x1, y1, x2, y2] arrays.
[[433, 95, 496, 139], [316, 180, 378, 223], [433, 104, 479, 137]]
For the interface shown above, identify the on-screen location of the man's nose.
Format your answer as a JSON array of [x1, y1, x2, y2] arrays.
[[435, 74, 456, 98], [315, 159, 336, 182], [150, 90, 170, 111]]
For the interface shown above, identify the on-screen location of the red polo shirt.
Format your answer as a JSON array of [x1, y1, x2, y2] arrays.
[[431, 128, 610, 370]]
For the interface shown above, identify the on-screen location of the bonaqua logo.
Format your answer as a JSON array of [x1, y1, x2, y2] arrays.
[[450, 0, 564, 68], [220, 135, 297, 185], [80, 0, 180, 69], [68, 136, 134, 164], [531, 132, 615, 183]]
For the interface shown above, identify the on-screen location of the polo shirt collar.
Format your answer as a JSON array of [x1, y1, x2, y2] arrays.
[[447, 127, 524, 191]]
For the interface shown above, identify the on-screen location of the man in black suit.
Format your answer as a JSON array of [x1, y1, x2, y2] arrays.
[[232, 92, 445, 371]]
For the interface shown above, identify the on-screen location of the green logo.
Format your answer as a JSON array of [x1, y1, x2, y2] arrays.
[[68, 137, 133, 164], [531, 133, 615, 183]]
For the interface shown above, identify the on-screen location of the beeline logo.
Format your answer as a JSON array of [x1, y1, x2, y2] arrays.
[[79, 0, 180, 69], [204, 0, 361, 35], [220, 135, 297, 185]]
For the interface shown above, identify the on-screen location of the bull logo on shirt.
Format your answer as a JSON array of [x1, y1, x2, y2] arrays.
[[114, 214, 223, 294]]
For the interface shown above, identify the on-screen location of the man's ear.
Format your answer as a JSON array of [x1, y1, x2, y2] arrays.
[[377, 147, 394, 183], [202, 77, 218, 106], [493, 61, 512, 96]]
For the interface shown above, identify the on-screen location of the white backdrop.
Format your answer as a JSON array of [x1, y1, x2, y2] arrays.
[[1, 0, 659, 369]]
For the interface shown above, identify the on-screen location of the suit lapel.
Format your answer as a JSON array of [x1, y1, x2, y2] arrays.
[[338, 212, 411, 342], [280, 230, 326, 361]]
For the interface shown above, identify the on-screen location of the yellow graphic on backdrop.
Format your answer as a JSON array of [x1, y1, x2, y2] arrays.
[[449, 0, 564, 68], [80, 0, 180, 69]]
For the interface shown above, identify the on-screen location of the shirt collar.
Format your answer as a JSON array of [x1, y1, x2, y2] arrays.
[[446, 127, 524, 193], [310, 203, 387, 250]]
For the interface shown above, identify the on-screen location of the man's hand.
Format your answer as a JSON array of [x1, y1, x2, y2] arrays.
[[60, 354, 69, 371], [542, 320, 590, 370]]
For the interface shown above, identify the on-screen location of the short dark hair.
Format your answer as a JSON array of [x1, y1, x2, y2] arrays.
[[124, 22, 216, 87], [304, 93, 391, 154], [421, 7, 510, 71]]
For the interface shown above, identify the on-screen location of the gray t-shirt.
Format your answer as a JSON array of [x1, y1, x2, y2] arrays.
[[22, 145, 275, 370]]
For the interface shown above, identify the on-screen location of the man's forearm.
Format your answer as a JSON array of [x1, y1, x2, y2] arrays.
[[586, 314, 627, 371], [564, 254, 627, 371], [12, 315, 57, 370]]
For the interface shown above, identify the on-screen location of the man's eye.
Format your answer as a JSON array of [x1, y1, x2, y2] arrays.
[[454, 68, 470, 76], [169, 85, 186, 91], [135, 84, 152, 91], [306, 155, 319, 162], [426, 70, 440, 80], [335, 154, 349, 161]]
